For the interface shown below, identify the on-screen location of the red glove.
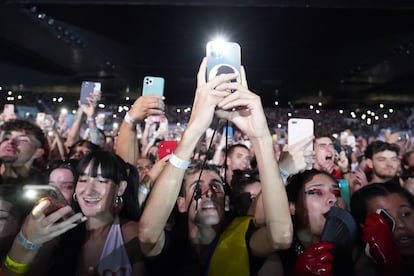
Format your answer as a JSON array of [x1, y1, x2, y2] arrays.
[[363, 213, 402, 272], [293, 241, 334, 276]]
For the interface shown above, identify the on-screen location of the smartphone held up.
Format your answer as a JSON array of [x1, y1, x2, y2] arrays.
[[22, 185, 70, 216], [158, 140, 177, 160], [206, 41, 241, 83], [142, 76, 165, 97], [80, 81, 102, 105]]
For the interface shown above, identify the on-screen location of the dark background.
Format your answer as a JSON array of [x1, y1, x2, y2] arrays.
[[2, 0, 414, 110]]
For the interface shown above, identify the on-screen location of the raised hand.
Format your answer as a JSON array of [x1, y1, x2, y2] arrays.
[[128, 94, 165, 123], [280, 135, 314, 175], [214, 66, 270, 139], [363, 212, 402, 268], [293, 241, 334, 276], [186, 57, 233, 134], [21, 199, 86, 245]]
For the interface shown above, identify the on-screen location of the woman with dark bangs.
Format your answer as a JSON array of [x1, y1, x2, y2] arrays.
[[1, 150, 145, 276]]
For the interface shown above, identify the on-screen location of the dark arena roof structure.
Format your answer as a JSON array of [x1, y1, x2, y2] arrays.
[[2, 0, 414, 111]]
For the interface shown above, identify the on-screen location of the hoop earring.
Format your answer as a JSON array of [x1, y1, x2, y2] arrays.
[[114, 196, 123, 207], [72, 193, 78, 202]]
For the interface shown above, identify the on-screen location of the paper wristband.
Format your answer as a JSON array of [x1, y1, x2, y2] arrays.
[[4, 255, 31, 274], [139, 185, 150, 195], [124, 112, 137, 126], [169, 153, 190, 170]]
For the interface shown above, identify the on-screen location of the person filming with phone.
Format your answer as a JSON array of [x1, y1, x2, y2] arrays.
[[351, 181, 414, 275]]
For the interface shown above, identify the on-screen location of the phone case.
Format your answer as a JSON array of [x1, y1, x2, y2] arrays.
[[142, 76, 165, 96], [22, 185, 70, 216], [206, 41, 241, 82], [158, 140, 177, 160], [338, 179, 350, 210], [287, 118, 314, 151], [376, 208, 395, 231], [23, 185, 67, 204], [80, 81, 101, 104]]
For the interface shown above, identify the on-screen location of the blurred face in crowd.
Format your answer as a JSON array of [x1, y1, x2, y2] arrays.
[[136, 157, 153, 182], [367, 150, 400, 181], [367, 193, 414, 258], [273, 142, 282, 161], [0, 130, 42, 166], [313, 137, 335, 173], [404, 152, 414, 169], [227, 146, 251, 172], [69, 143, 93, 160], [293, 173, 340, 242], [0, 199, 19, 239], [49, 168, 75, 203], [147, 145, 159, 163], [0, 198, 20, 258], [178, 169, 226, 227]]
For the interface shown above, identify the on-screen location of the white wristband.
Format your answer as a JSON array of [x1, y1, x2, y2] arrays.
[[139, 185, 150, 195], [169, 153, 190, 170], [124, 112, 137, 126], [17, 230, 42, 250]]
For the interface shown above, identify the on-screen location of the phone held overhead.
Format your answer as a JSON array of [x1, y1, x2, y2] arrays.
[[80, 81, 102, 105], [142, 76, 165, 97], [206, 41, 241, 83]]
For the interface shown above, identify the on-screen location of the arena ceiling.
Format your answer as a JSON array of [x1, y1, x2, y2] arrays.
[[2, 0, 414, 110]]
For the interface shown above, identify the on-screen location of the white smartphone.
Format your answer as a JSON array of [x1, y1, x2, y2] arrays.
[[287, 118, 314, 152], [206, 41, 241, 82], [36, 112, 46, 125], [142, 76, 165, 96]]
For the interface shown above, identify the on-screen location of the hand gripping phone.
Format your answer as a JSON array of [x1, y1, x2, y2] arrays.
[[376, 208, 395, 232], [80, 81, 101, 104], [22, 185, 69, 216], [206, 41, 241, 82], [288, 118, 314, 152]]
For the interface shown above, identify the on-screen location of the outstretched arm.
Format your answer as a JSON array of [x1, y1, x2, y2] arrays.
[[215, 66, 293, 257], [116, 95, 164, 164], [137, 58, 234, 256]]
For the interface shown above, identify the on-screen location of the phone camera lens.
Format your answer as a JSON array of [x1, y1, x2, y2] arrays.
[[211, 51, 220, 58]]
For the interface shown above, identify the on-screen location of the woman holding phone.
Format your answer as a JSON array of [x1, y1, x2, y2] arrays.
[[1, 150, 145, 275], [351, 181, 414, 275]]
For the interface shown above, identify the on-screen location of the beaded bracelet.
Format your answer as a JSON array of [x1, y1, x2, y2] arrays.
[[4, 255, 31, 274], [124, 112, 137, 126], [169, 153, 190, 170], [16, 230, 42, 250]]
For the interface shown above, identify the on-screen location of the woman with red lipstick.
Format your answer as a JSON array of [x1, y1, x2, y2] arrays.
[[351, 181, 414, 275]]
